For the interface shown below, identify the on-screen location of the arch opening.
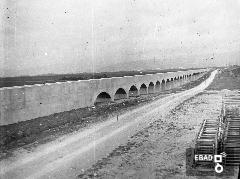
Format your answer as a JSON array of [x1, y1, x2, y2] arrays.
[[140, 83, 147, 95], [148, 82, 155, 94], [95, 92, 112, 104], [129, 85, 138, 97], [161, 79, 166, 91], [166, 79, 172, 90], [155, 81, 160, 92], [114, 88, 127, 100]]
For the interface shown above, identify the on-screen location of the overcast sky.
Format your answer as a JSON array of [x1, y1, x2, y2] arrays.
[[1, 0, 240, 77]]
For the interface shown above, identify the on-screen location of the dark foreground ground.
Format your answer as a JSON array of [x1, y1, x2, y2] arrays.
[[0, 72, 211, 159]]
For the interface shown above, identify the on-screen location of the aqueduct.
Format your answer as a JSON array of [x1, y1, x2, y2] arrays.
[[93, 70, 203, 104], [0, 69, 208, 126]]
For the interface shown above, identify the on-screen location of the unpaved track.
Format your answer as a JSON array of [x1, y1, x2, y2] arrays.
[[0, 70, 218, 179]]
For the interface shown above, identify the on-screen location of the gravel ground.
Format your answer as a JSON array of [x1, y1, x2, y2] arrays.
[[78, 91, 235, 179]]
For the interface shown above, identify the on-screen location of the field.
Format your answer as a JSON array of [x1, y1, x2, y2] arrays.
[[207, 66, 240, 90]]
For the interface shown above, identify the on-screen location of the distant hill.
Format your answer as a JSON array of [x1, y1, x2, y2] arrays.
[[97, 58, 197, 72], [98, 60, 166, 72], [97, 50, 240, 72]]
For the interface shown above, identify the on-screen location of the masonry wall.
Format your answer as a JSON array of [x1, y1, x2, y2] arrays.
[[0, 69, 208, 126]]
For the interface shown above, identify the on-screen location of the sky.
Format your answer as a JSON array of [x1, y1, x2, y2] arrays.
[[1, 0, 240, 77]]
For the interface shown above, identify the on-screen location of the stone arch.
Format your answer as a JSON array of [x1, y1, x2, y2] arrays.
[[94, 92, 112, 104], [161, 79, 166, 91], [114, 88, 127, 100], [155, 81, 160, 92], [166, 78, 172, 90], [148, 82, 155, 94], [129, 85, 139, 97], [140, 83, 147, 95]]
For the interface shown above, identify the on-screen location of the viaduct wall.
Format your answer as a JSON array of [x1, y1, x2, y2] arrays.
[[0, 69, 208, 126]]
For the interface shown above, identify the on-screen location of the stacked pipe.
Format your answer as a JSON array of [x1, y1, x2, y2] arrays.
[[194, 118, 220, 165], [222, 94, 240, 166]]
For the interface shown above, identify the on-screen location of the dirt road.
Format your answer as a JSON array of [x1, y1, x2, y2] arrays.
[[0, 70, 217, 179], [79, 91, 222, 179]]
